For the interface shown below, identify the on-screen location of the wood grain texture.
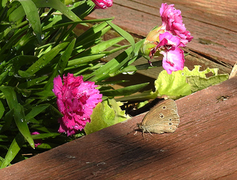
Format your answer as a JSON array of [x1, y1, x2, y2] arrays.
[[1, 77, 237, 179], [0, 1, 236, 179], [87, 0, 237, 66]]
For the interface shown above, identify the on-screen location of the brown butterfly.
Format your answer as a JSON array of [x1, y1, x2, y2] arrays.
[[137, 99, 180, 134]]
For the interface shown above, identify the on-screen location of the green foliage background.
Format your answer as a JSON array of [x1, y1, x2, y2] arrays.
[[0, 0, 147, 168]]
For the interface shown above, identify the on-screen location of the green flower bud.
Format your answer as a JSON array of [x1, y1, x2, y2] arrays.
[[140, 25, 165, 58]]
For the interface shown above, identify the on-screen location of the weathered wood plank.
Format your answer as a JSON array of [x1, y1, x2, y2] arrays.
[[87, 0, 237, 66], [133, 0, 237, 30], [1, 77, 237, 179]]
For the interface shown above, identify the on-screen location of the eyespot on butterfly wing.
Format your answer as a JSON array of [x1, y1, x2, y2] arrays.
[[137, 99, 180, 134]]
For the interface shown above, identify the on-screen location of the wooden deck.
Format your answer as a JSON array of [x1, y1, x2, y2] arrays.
[[1, 0, 237, 179], [1, 77, 237, 179]]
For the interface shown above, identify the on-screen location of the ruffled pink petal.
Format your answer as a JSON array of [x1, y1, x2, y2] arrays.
[[160, 3, 193, 46], [92, 0, 113, 9], [159, 31, 181, 48], [31, 131, 43, 148], [53, 73, 102, 136], [52, 75, 63, 99], [161, 47, 185, 74]]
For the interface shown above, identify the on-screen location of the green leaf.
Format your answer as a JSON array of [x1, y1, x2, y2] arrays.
[[0, 70, 8, 86], [154, 66, 229, 99], [18, 76, 48, 89], [1, 0, 7, 8], [107, 21, 135, 51], [137, 100, 149, 109], [187, 74, 229, 92], [0, 25, 28, 57], [0, 133, 25, 169], [0, 86, 35, 149], [103, 44, 131, 55], [17, 0, 42, 42], [154, 69, 191, 99], [87, 45, 131, 81], [84, 99, 130, 135], [116, 90, 154, 102], [0, 134, 9, 140], [33, 89, 54, 98], [76, 37, 125, 58], [10, 55, 38, 75], [87, 40, 143, 82], [31, 132, 60, 139], [19, 42, 69, 77], [68, 54, 106, 66], [25, 104, 50, 122], [0, 109, 14, 134], [101, 82, 149, 97], [67, 0, 94, 19], [75, 21, 109, 47], [8, 4, 25, 23], [44, 38, 76, 91], [13, 105, 35, 149], [32, 0, 81, 22], [183, 65, 219, 77], [0, 86, 18, 110], [51, 18, 113, 30], [33, 143, 57, 149]]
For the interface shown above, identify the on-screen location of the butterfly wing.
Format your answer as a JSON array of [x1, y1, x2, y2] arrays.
[[140, 99, 180, 134]]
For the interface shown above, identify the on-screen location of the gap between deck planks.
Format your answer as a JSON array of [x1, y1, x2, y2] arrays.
[[1, 76, 237, 179]]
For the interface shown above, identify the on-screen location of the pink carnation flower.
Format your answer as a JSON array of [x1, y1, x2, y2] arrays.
[[160, 3, 193, 46], [31, 132, 43, 148], [92, 0, 113, 9], [142, 3, 193, 74], [161, 47, 185, 74], [52, 73, 102, 136], [151, 32, 184, 74]]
